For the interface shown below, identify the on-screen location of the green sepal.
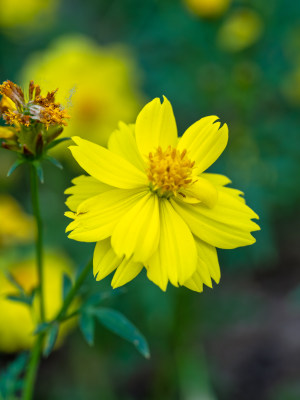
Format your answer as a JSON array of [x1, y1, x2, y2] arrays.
[[46, 155, 63, 170], [46, 137, 71, 151], [32, 161, 44, 183], [7, 159, 25, 177]]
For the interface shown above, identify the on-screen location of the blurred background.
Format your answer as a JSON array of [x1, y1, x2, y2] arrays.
[[0, 0, 300, 399]]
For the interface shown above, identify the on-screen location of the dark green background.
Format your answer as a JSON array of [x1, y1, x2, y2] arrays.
[[1, 0, 300, 399]]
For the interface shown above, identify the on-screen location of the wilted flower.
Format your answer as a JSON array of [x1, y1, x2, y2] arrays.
[[0, 194, 34, 248], [20, 35, 144, 149], [0, 253, 75, 352], [65, 97, 259, 292], [0, 80, 70, 157], [184, 0, 231, 18], [217, 9, 263, 52]]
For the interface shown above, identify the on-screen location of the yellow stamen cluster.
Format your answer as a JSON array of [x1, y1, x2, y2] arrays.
[[147, 146, 195, 197]]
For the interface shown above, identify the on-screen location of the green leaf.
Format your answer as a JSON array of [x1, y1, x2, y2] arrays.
[[79, 312, 94, 346], [0, 353, 28, 399], [62, 273, 72, 301], [43, 323, 59, 357], [46, 156, 63, 170], [35, 164, 44, 184], [33, 322, 51, 335], [93, 307, 150, 358], [6, 294, 32, 306], [7, 159, 25, 177], [46, 137, 71, 150], [4, 271, 24, 294], [82, 288, 126, 309]]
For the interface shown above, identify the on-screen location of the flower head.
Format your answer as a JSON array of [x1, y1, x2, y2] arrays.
[[0, 80, 70, 156], [65, 97, 260, 292]]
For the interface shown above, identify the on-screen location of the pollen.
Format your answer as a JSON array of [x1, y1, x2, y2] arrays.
[[147, 146, 195, 197]]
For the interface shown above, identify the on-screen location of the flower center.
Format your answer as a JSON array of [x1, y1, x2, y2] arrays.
[[146, 146, 195, 197]]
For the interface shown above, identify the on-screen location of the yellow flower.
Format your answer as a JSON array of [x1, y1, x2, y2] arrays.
[[184, 0, 231, 18], [0, 0, 57, 31], [20, 35, 144, 148], [0, 194, 34, 248], [0, 253, 75, 352], [65, 97, 259, 292], [217, 9, 263, 52]]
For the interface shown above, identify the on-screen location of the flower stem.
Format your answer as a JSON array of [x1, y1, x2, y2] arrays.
[[22, 164, 45, 400], [30, 163, 45, 322]]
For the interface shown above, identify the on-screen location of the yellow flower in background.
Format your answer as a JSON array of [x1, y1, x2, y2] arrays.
[[0, 194, 34, 248], [65, 97, 259, 292], [217, 9, 263, 52], [0, 0, 57, 32], [20, 35, 144, 150], [184, 0, 231, 18], [0, 253, 75, 352]]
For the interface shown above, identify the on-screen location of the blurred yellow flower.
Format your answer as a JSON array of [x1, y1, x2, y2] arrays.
[[217, 9, 263, 52], [184, 0, 231, 18], [0, 0, 57, 31], [0, 253, 75, 352], [20, 35, 144, 149], [65, 97, 259, 292], [0, 194, 34, 248]]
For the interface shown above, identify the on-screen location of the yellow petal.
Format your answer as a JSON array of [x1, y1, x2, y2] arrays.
[[177, 116, 228, 173], [146, 199, 197, 290], [201, 173, 231, 186], [0, 127, 15, 139], [69, 136, 147, 189], [135, 96, 178, 159], [202, 172, 245, 203], [179, 176, 218, 208], [184, 239, 220, 292], [65, 175, 113, 212], [108, 122, 145, 171], [171, 190, 260, 249], [111, 193, 160, 262], [67, 188, 146, 242], [93, 238, 121, 281], [111, 258, 143, 289]]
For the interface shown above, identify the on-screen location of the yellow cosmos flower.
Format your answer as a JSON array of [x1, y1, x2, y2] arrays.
[[0, 253, 75, 352], [65, 97, 259, 292], [184, 0, 231, 18], [217, 9, 263, 52], [20, 35, 144, 148], [0, 194, 34, 248]]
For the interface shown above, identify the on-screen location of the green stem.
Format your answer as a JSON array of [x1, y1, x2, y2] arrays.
[[56, 259, 92, 321], [22, 164, 46, 400], [30, 164, 45, 322]]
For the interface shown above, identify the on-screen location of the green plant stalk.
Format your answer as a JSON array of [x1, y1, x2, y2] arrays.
[[22, 258, 92, 399], [30, 164, 45, 322], [22, 164, 46, 400]]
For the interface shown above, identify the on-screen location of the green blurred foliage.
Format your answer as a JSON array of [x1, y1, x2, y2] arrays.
[[1, 0, 300, 399]]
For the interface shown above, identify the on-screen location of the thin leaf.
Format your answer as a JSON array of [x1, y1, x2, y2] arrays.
[[43, 323, 59, 357], [62, 273, 72, 301], [6, 294, 32, 306], [7, 159, 24, 177], [35, 164, 44, 184], [46, 156, 63, 170], [93, 307, 150, 358], [33, 322, 51, 335], [46, 137, 71, 150], [82, 288, 126, 309], [79, 312, 94, 346], [4, 271, 24, 294]]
